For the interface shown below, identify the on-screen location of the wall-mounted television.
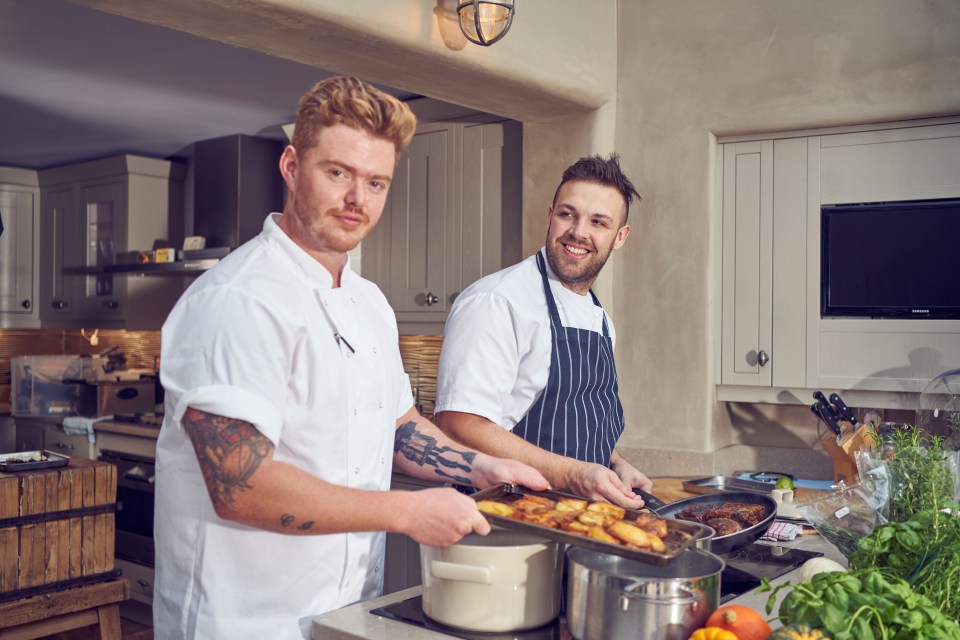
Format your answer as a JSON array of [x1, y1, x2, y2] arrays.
[[821, 199, 960, 319]]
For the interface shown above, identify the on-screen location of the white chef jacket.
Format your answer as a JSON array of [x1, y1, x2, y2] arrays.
[[436, 248, 616, 430], [154, 213, 413, 640]]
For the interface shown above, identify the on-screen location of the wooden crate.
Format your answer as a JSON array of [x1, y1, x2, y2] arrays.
[[0, 458, 117, 598]]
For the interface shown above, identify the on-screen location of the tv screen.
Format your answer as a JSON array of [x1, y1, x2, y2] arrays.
[[821, 199, 960, 319]]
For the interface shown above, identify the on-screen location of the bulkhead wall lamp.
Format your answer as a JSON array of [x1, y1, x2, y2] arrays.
[[457, 0, 514, 46]]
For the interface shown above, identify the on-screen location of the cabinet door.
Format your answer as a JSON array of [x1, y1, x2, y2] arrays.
[[0, 186, 37, 316], [720, 140, 773, 386], [39, 187, 81, 321], [454, 123, 507, 298], [385, 125, 456, 320], [77, 180, 127, 320]]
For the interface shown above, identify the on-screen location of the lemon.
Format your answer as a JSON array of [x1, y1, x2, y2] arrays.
[[775, 476, 795, 490]]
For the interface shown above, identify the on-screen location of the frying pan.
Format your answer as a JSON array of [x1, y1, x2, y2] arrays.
[[637, 489, 777, 554]]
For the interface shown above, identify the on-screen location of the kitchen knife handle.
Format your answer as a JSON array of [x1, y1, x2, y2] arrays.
[[635, 489, 667, 512], [829, 393, 858, 425]]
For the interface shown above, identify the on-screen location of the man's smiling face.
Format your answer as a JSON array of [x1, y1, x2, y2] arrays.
[[544, 179, 631, 294]]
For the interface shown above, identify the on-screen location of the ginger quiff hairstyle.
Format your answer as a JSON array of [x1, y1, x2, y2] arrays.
[[291, 76, 417, 158]]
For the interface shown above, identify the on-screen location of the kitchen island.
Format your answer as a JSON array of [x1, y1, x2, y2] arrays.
[[310, 480, 845, 639]]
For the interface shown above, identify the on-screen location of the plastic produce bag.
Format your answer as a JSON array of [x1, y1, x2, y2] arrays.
[[854, 432, 960, 522], [794, 482, 884, 559]]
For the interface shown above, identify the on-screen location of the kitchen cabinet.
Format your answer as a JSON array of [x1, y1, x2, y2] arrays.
[[717, 120, 960, 405], [13, 417, 97, 459], [718, 138, 808, 389], [362, 120, 522, 333], [38, 155, 186, 330], [0, 167, 40, 327]]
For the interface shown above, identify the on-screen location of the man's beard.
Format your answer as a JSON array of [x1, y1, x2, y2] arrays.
[[545, 235, 614, 289]]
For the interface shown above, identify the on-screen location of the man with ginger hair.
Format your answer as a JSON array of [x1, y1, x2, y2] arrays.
[[154, 76, 547, 639]]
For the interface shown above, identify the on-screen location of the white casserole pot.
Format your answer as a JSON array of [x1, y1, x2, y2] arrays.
[[419, 529, 562, 632]]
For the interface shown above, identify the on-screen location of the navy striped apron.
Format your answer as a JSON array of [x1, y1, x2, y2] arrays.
[[512, 252, 625, 465]]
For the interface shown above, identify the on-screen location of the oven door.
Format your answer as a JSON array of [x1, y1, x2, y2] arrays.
[[99, 448, 155, 567]]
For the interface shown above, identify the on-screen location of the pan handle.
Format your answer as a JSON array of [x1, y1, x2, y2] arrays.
[[635, 489, 667, 512]]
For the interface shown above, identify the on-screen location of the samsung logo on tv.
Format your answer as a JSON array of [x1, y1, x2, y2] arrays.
[[911, 309, 930, 315]]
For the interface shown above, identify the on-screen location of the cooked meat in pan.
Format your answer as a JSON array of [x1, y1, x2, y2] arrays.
[[705, 517, 742, 536], [675, 502, 767, 530]]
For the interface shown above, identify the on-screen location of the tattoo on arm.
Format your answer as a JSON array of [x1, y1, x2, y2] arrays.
[[395, 420, 477, 484], [280, 514, 315, 531], [182, 407, 274, 510]]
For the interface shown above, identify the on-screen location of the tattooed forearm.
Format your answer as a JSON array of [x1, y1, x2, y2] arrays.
[[182, 407, 273, 510], [280, 514, 315, 531], [394, 420, 477, 483]]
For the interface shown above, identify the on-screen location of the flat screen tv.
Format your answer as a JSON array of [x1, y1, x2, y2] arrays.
[[821, 199, 960, 319]]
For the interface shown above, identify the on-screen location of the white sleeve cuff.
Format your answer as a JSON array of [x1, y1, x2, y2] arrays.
[[171, 384, 284, 444]]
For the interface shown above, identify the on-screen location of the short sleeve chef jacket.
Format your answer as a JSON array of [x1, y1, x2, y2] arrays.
[[154, 213, 414, 640], [435, 248, 615, 430]]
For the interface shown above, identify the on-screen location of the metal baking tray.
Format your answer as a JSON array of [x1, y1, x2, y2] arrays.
[[0, 450, 70, 472], [682, 475, 772, 495], [471, 483, 711, 566]]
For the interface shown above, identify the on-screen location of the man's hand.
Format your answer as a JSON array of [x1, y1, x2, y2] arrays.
[[563, 462, 646, 510], [610, 452, 653, 493], [469, 454, 550, 492], [397, 487, 491, 547]]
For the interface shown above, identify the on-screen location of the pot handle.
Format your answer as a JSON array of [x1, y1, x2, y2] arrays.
[[621, 581, 702, 607], [635, 489, 668, 512], [429, 560, 493, 585]]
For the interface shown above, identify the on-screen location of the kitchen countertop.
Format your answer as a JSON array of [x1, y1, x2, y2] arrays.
[[10, 415, 160, 439], [311, 479, 844, 639]]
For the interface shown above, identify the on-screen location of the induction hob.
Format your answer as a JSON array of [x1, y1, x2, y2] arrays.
[[718, 542, 822, 603]]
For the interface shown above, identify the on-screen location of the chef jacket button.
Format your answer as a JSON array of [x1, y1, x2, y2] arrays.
[[354, 467, 360, 474], [372, 346, 378, 354], [378, 401, 383, 409], [353, 408, 358, 416], [374, 564, 380, 573]]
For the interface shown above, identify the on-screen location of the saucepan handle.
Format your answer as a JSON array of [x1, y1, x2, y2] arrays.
[[635, 489, 667, 512], [429, 560, 493, 584]]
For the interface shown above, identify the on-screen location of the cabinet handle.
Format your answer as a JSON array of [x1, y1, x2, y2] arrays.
[[51, 299, 67, 310], [137, 578, 153, 593], [21, 299, 31, 309], [106, 300, 119, 310], [758, 349, 770, 367], [425, 292, 439, 306], [54, 441, 75, 451]]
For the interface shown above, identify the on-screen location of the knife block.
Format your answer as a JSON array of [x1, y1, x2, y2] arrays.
[[820, 424, 875, 484]]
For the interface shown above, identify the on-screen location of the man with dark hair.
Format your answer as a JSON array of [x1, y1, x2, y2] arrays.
[[154, 76, 547, 639], [435, 153, 652, 508]]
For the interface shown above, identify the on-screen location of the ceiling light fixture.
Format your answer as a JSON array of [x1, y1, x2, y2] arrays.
[[457, 0, 514, 46]]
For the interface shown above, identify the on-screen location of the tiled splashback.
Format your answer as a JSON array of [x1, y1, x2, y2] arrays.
[[0, 329, 161, 414]]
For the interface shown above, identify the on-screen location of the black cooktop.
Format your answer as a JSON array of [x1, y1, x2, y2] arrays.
[[719, 542, 822, 603]]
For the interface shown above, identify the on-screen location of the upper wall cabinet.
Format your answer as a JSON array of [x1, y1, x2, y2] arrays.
[[362, 120, 522, 334], [718, 138, 808, 389], [0, 167, 40, 327], [717, 120, 960, 407], [38, 155, 186, 330]]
